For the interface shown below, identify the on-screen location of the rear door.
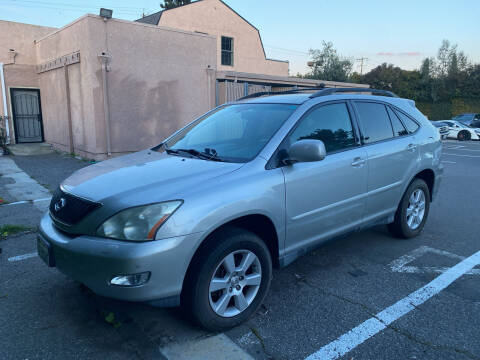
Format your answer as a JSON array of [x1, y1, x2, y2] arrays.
[[353, 101, 419, 223], [282, 101, 368, 255]]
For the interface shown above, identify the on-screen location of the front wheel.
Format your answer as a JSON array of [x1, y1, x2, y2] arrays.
[[388, 179, 430, 239], [183, 228, 272, 331], [457, 130, 471, 141]]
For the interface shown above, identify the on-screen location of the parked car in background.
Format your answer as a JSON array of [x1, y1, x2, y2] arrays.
[[469, 120, 480, 128], [430, 121, 449, 139], [37, 87, 443, 331], [442, 120, 480, 141], [452, 113, 480, 126]]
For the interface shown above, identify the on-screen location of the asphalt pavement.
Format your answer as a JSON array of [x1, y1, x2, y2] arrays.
[[1, 140, 479, 360]]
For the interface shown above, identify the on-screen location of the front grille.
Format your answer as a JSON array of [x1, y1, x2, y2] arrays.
[[49, 187, 101, 226]]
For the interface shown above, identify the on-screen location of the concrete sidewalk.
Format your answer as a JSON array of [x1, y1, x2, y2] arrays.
[[0, 153, 88, 227]]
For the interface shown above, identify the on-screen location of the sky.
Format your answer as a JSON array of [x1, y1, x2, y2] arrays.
[[1, 0, 479, 75]]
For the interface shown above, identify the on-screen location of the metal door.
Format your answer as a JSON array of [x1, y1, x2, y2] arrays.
[[11, 88, 44, 143]]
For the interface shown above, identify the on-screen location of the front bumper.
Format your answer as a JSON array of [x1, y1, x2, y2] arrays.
[[38, 213, 203, 305]]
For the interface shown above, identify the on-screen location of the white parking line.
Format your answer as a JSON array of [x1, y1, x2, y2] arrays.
[[443, 153, 480, 158], [161, 334, 254, 360], [444, 147, 480, 152], [441, 160, 456, 164], [8, 252, 37, 262], [304, 249, 480, 360]]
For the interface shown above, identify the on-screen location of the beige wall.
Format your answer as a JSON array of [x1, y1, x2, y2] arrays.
[[0, 20, 56, 65], [158, 0, 289, 76], [0, 20, 56, 142], [34, 15, 216, 160], [35, 16, 98, 156]]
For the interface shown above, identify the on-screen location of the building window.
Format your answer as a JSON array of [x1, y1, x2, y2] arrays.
[[221, 36, 234, 66]]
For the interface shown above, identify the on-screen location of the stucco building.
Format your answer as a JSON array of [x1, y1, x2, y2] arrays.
[[0, 0, 367, 160]]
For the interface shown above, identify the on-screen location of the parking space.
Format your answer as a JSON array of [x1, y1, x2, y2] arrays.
[[1, 141, 479, 360]]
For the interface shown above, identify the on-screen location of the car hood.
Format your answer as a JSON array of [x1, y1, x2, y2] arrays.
[[62, 150, 244, 202]]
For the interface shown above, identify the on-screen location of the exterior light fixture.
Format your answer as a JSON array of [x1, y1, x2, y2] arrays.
[[99, 8, 113, 19]]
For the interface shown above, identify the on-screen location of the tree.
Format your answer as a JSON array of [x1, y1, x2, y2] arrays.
[[305, 41, 353, 82], [160, 0, 191, 10]]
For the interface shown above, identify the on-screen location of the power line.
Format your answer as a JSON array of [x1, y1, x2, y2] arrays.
[[1, 0, 155, 16], [356, 57, 368, 75], [264, 44, 309, 55]]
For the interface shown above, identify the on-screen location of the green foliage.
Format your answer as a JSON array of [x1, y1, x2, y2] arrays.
[[0, 224, 32, 237], [304, 41, 354, 82], [160, 0, 191, 10], [347, 40, 480, 119]]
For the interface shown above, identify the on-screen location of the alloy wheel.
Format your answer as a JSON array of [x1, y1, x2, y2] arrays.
[[406, 189, 426, 230], [208, 250, 262, 318]]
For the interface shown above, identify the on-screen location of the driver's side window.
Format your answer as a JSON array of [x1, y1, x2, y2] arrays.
[[288, 102, 357, 153]]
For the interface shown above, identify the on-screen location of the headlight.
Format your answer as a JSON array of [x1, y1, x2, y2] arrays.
[[96, 201, 182, 241]]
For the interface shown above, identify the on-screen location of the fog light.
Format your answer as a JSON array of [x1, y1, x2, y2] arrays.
[[110, 272, 150, 287]]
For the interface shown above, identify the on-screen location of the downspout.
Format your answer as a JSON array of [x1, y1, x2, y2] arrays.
[[98, 53, 111, 157], [0, 63, 11, 144], [63, 64, 74, 154], [99, 15, 112, 157]]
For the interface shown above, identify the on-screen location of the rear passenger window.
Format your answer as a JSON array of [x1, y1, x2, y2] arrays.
[[354, 102, 393, 143], [387, 107, 408, 136], [394, 109, 419, 133], [288, 102, 356, 153]]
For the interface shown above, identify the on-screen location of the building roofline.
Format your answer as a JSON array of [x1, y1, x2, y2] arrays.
[[135, 0, 280, 62], [217, 71, 370, 88], [266, 58, 289, 63], [35, 14, 216, 44], [0, 19, 57, 30]]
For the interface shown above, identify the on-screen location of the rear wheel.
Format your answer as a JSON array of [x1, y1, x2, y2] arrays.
[[388, 179, 430, 239], [457, 130, 471, 141], [183, 227, 272, 331]]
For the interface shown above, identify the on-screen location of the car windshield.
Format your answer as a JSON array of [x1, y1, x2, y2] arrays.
[[453, 114, 473, 122], [162, 103, 298, 163]]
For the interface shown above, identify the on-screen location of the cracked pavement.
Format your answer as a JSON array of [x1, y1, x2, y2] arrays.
[[1, 141, 480, 360]]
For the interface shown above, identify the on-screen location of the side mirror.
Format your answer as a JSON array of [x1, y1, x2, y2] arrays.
[[286, 139, 326, 164]]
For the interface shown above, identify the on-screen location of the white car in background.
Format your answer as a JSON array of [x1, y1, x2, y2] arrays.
[[440, 120, 480, 141]]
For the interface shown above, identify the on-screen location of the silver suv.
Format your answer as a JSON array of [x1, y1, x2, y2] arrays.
[[38, 87, 443, 330]]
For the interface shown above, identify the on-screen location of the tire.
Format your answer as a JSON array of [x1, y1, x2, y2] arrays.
[[388, 179, 430, 239], [457, 130, 471, 141], [182, 227, 272, 331]]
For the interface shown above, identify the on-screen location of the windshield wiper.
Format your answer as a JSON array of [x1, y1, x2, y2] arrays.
[[166, 148, 226, 162]]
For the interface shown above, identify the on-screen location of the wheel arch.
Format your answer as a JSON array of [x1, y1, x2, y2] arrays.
[[413, 168, 435, 200], [181, 214, 280, 300]]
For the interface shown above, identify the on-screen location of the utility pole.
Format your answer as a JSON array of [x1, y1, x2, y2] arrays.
[[356, 57, 368, 75]]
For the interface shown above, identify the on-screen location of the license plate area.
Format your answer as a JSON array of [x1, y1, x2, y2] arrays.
[[37, 235, 55, 267]]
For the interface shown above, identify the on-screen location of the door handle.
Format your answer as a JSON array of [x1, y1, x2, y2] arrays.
[[407, 143, 417, 152], [351, 157, 366, 167]]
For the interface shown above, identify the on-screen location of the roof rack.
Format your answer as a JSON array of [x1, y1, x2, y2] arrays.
[[309, 87, 398, 98], [238, 84, 327, 101], [237, 85, 398, 102]]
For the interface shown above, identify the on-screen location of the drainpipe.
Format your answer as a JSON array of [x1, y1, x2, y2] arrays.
[[98, 53, 111, 157], [0, 63, 11, 144], [63, 64, 74, 154]]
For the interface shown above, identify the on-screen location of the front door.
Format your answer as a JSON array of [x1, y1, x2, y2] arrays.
[[11, 88, 44, 143], [282, 102, 368, 256]]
